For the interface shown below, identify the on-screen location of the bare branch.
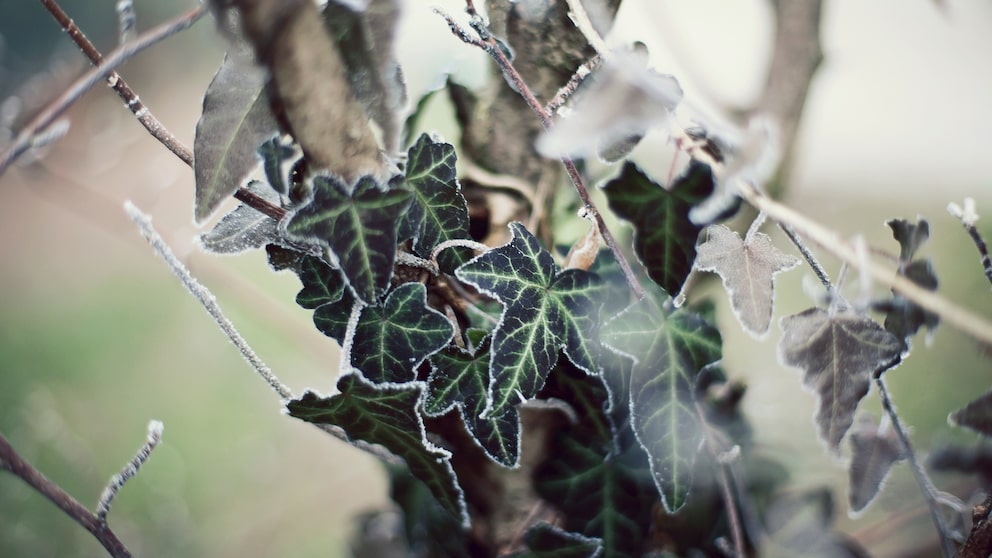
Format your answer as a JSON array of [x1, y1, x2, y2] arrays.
[[0, 432, 133, 558], [36, 0, 286, 222], [0, 2, 206, 175], [948, 198, 992, 288]]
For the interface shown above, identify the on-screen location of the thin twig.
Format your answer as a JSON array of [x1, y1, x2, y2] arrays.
[[125, 201, 294, 400], [0, 3, 206, 175], [545, 54, 603, 115], [948, 198, 992, 288], [36, 0, 286, 222], [439, 8, 646, 299], [430, 239, 490, 268], [739, 184, 992, 346], [876, 375, 957, 557], [695, 402, 745, 558], [96, 420, 163, 523], [0, 432, 133, 558]]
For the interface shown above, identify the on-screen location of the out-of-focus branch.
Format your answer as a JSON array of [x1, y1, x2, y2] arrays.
[[957, 493, 992, 558], [229, 0, 384, 183], [0, 3, 206, 175], [758, 0, 824, 197], [0, 432, 133, 558]]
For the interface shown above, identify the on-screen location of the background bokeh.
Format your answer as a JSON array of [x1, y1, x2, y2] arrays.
[[1, 0, 990, 556]]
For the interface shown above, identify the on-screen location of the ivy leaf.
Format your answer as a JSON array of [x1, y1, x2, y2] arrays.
[[603, 161, 715, 295], [200, 181, 279, 254], [387, 464, 474, 558], [778, 308, 903, 451], [848, 415, 907, 513], [887, 218, 930, 263], [425, 337, 520, 467], [287, 254, 355, 344], [286, 376, 468, 525], [602, 295, 722, 513], [257, 136, 297, 196], [194, 52, 278, 224], [401, 134, 472, 273], [507, 523, 603, 558], [695, 224, 800, 337], [349, 282, 453, 384], [323, 0, 406, 155], [455, 223, 605, 419], [949, 387, 992, 437], [286, 175, 413, 304], [882, 259, 940, 343], [534, 361, 655, 558]]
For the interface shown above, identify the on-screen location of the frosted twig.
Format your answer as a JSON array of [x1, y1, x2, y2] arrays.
[[0, 2, 205, 175], [0, 431, 133, 557], [695, 402, 745, 558], [876, 376, 956, 557], [430, 239, 490, 270], [125, 201, 293, 400], [564, 0, 610, 57], [948, 198, 992, 287], [96, 420, 163, 523], [739, 184, 992, 346], [545, 55, 603, 115]]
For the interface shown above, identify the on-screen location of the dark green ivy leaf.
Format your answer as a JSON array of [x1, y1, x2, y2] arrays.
[[286, 376, 468, 525], [349, 282, 453, 384], [387, 464, 475, 558], [455, 222, 605, 419], [602, 295, 722, 513], [194, 52, 278, 224], [602, 161, 715, 295], [779, 308, 903, 452], [425, 337, 520, 467], [288, 254, 355, 344], [286, 175, 412, 304], [507, 523, 603, 558], [535, 360, 655, 558], [257, 135, 297, 196], [949, 387, 992, 437], [400, 133, 472, 273]]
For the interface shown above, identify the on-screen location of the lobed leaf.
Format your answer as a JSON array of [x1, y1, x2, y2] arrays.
[[887, 218, 930, 264], [779, 308, 902, 451], [602, 161, 714, 296], [949, 387, 992, 437], [425, 337, 520, 467], [286, 175, 412, 304], [847, 415, 907, 513], [257, 136, 297, 196], [286, 376, 468, 525], [455, 223, 605, 419], [508, 523, 603, 558], [400, 134, 472, 272], [194, 53, 278, 224], [287, 254, 355, 343], [695, 224, 800, 337], [602, 295, 722, 513], [349, 282, 453, 384]]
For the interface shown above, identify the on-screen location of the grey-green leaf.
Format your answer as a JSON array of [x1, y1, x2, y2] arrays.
[[194, 53, 279, 224], [949, 387, 992, 437], [779, 308, 903, 452], [695, 224, 800, 337], [848, 414, 907, 513]]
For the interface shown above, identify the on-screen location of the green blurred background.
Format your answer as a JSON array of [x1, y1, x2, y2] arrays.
[[1, 0, 991, 556]]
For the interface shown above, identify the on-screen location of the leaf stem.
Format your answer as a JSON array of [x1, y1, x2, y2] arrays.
[[33, 0, 286, 222], [0, 431, 133, 558], [96, 420, 163, 524], [125, 201, 294, 400], [439, 8, 646, 299], [545, 54, 603, 116], [875, 375, 956, 557], [739, 184, 992, 346]]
